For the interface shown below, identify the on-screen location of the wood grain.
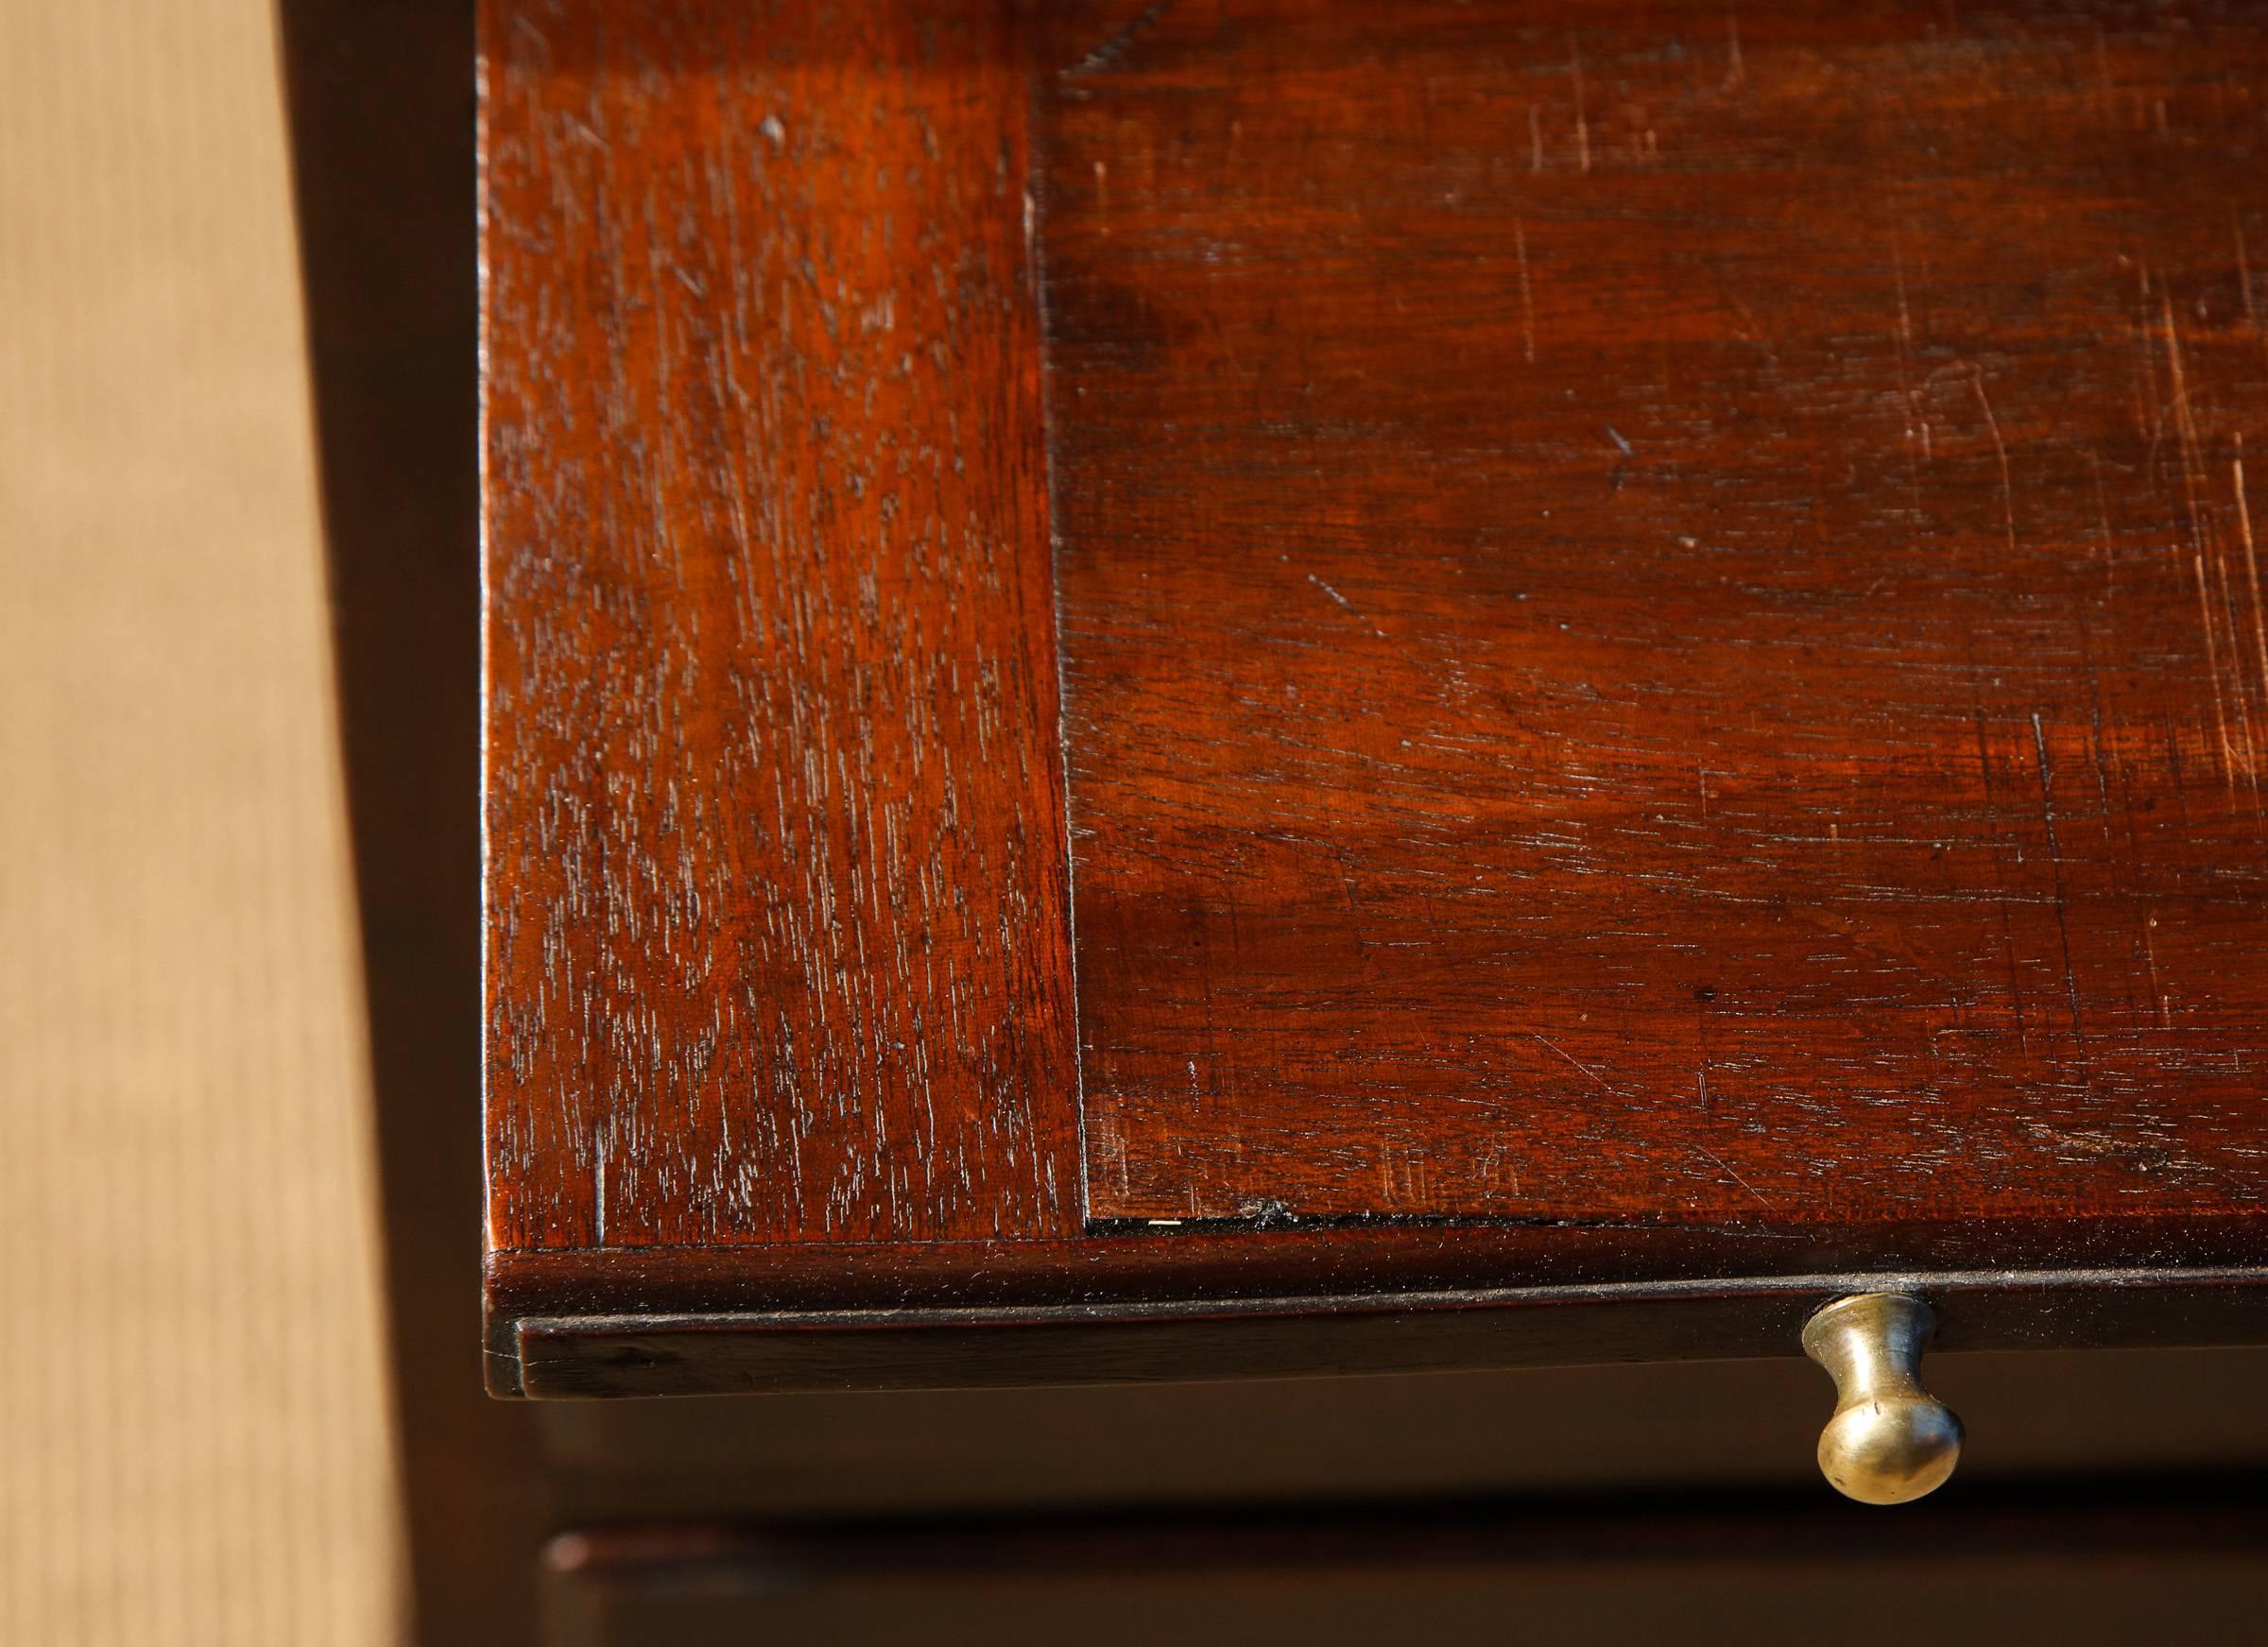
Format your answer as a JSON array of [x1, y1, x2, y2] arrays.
[[482, 0, 2268, 1393], [482, 0, 1080, 1247], [1041, 0, 2268, 1224]]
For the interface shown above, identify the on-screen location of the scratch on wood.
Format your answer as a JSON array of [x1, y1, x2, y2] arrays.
[[1693, 1143, 1774, 1210], [1063, 2, 1171, 79], [2197, 552, 2240, 786], [1307, 573, 1387, 640], [2211, 552, 2261, 796], [1967, 369, 2015, 557], [2164, 295, 2210, 562], [2238, 456, 2267, 707], [1893, 239, 1931, 461], [1530, 1033, 1610, 1092]]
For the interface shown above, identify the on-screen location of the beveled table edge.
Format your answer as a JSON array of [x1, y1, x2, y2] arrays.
[[495, 1264, 2268, 1398]]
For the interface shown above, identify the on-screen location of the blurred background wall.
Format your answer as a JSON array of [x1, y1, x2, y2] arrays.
[[0, 1, 406, 1640]]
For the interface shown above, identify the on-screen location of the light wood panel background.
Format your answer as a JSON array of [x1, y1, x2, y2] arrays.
[[0, 1, 404, 1641]]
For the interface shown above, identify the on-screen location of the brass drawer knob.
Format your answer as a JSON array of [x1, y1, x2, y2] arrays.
[[1801, 1293, 1964, 1504]]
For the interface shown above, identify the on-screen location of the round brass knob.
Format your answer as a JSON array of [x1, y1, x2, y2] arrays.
[[1801, 1293, 1963, 1505]]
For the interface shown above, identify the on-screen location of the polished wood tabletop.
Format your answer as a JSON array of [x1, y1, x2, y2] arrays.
[[481, 0, 2268, 1398]]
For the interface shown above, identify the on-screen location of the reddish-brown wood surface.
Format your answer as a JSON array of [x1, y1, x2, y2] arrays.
[[1044, 0, 2268, 1225], [482, 0, 2268, 1385], [482, 0, 1080, 1247]]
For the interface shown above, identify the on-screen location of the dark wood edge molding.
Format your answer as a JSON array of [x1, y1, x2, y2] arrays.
[[495, 1264, 2268, 1398], [485, 1211, 2268, 1395], [543, 1477, 2268, 1585]]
